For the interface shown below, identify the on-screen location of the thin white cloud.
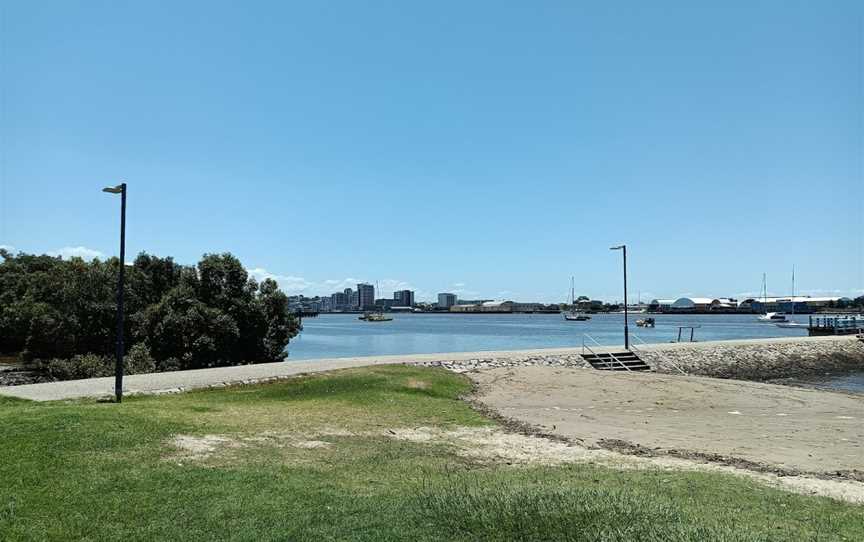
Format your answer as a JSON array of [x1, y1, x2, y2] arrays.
[[797, 288, 853, 296], [246, 269, 433, 299], [49, 246, 106, 260], [0, 244, 15, 252], [443, 282, 482, 299], [413, 290, 435, 302], [377, 278, 412, 294], [319, 278, 362, 292], [247, 267, 314, 293], [451, 288, 480, 299], [734, 288, 856, 299]]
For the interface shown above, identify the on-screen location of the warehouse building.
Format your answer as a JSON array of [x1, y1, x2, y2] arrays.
[[739, 296, 852, 314], [450, 301, 514, 313], [651, 295, 853, 313]]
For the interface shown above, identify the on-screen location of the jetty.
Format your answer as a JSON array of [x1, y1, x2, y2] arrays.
[[808, 315, 864, 336]]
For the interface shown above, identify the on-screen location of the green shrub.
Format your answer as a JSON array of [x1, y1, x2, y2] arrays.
[[156, 357, 181, 372], [34, 343, 159, 381], [123, 343, 156, 375], [38, 353, 113, 381]]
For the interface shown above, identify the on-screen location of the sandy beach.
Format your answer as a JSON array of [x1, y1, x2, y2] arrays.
[[470, 367, 864, 476]]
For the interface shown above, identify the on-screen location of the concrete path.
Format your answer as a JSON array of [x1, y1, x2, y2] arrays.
[[1, 335, 854, 402], [0, 347, 588, 402]]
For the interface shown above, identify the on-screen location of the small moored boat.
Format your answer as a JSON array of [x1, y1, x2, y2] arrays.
[[775, 321, 806, 328], [562, 277, 591, 321], [758, 312, 787, 323]]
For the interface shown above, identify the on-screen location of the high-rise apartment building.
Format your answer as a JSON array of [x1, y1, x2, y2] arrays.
[[438, 293, 457, 308], [357, 283, 375, 310], [330, 292, 348, 310], [393, 290, 415, 307]]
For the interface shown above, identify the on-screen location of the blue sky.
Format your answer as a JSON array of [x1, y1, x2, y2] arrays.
[[1, 1, 862, 303]]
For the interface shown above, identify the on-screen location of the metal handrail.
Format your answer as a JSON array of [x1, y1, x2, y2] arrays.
[[582, 334, 632, 371], [630, 334, 687, 375]]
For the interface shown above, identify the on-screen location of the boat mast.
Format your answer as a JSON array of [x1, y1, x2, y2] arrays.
[[792, 265, 795, 297], [791, 265, 795, 316]]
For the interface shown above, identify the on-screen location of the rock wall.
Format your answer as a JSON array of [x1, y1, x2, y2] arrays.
[[415, 336, 864, 382], [416, 353, 588, 373], [637, 336, 864, 380]]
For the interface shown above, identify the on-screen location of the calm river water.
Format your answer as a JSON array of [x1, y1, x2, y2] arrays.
[[286, 312, 815, 360]]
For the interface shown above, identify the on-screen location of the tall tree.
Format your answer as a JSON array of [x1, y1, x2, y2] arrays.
[[0, 250, 301, 371]]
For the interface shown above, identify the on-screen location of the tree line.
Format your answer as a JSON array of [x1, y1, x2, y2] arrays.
[[0, 249, 301, 380]]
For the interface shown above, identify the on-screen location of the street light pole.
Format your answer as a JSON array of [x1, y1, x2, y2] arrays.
[[103, 183, 126, 402], [610, 244, 629, 350]]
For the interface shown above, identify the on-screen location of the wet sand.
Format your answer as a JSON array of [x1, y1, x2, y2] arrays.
[[470, 367, 864, 476]]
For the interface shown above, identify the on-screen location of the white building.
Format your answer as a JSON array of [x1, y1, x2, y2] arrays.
[[670, 297, 721, 311], [450, 300, 514, 313], [648, 299, 676, 312], [650, 297, 739, 312]]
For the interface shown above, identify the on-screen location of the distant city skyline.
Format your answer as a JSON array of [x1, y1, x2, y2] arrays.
[[2, 2, 861, 304], [2, 242, 855, 305]]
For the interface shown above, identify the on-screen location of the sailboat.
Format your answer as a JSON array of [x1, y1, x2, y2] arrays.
[[776, 265, 807, 328], [359, 281, 393, 322], [756, 273, 787, 322], [563, 277, 591, 321]]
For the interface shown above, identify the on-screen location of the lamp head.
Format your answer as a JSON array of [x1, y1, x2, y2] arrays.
[[102, 184, 124, 194], [610, 245, 625, 250]]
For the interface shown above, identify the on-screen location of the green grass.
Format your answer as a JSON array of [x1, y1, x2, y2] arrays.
[[0, 364, 861, 541]]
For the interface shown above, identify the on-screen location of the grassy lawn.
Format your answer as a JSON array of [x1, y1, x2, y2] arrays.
[[1, 364, 862, 541]]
